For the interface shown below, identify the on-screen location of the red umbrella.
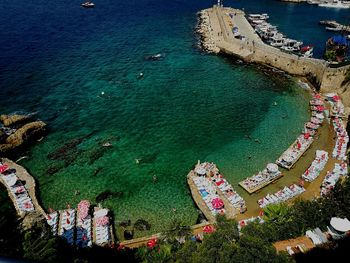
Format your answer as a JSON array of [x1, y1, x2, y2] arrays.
[[304, 133, 310, 139], [259, 210, 264, 217], [147, 238, 157, 248], [66, 211, 70, 217], [297, 141, 301, 150], [211, 198, 224, 209], [332, 95, 340, 102], [203, 225, 215, 233], [47, 214, 52, 220], [313, 93, 321, 99], [316, 105, 325, 111], [66, 218, 70, 225], [239, 220, 246, 227], [0, 164, 8, 173]]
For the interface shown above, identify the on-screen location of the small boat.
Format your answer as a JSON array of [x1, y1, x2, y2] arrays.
[[81, 2, 95, 8], [318, 0, 350, 8], [325, 26, 343, 32], [299, 45, 314, 58]]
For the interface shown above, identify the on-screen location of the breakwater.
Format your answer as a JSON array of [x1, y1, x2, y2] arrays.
[[196, 6, 350, 107]]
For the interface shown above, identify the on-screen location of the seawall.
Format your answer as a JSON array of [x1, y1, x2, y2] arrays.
[[197, 6, 350, 107]]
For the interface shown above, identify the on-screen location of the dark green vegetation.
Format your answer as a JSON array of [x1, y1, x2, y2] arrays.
[[1, 175, 350, 262], [136, 175, 350, 263]]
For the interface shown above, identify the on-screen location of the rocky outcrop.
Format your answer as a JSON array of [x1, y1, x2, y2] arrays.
[[0, 115, 46, 154], [196, 10, 220, 54], [0, 114, 31, 127]]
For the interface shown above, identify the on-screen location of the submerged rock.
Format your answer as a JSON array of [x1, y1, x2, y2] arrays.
[[95, 190, 123, 203], [134, 219, 151, 231]]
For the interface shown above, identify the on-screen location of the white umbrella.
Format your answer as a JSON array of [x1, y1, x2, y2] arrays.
[[266, 163, 279, 173], [195, 167, 206, 176], [330, 217, 350, 232]]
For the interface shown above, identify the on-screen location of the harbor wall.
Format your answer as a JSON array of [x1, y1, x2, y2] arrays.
[[202, 7, 350, 106]]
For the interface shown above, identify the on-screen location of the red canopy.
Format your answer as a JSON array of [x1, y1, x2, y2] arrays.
[[147, 238, 157, 248], [0, 164, 9, 173], [211, 198, 224, 209], [316, 105, 325, 112], [203, 225, 215, 233], [333, 95, 340, 101]]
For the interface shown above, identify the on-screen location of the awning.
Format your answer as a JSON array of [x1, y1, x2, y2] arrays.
[[330, 217, 350, 232]]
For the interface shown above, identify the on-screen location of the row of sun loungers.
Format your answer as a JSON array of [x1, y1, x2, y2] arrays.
[[45, 201, 111, 247], [76, 200, 92, 248], [302, 150, 329, 182], [321, 162, 348, 196], [0, 163, 35, 214], [238, 216, 264, 231], [277, 94, 324, 169], [210, 174, 246, 210], [58, 209, 76, 245], [192, 175, 226, 216], [239, 163, 282, 194], [257, 184, 305, 208], [94, 208, 111, 246], [332, 118, 348, 161], [325, 93, 345, 118], [46, 211, 59, 235]]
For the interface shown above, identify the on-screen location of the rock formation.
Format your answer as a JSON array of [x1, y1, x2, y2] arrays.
[[0, 114, 46, 154]]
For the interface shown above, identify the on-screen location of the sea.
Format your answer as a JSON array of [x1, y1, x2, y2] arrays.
[[0, 0, 348, 238]]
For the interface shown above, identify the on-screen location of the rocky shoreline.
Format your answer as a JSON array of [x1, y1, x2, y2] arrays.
[[196, 10, 220, 54], [0, 114, 46, 154]]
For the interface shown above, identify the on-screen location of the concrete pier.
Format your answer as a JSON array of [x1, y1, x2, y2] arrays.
[[197, 6, 350, 105]]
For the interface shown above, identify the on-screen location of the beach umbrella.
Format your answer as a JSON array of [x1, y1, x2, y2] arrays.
[[0, 164, 8, 173], [297, 141, 301, 150], [266, 163, 278, 173], [211, 198, 224, 209], [47, 214, 52, 220], [332, 95, 340, 102], [259, 210, 264, 217], [96, 216, 109, 226], [304, 133, 310, 139], [203, 225, 215, 233], [147, 238, 157, 248], [66, 210, 70, 217], [66, 218, 70, 225], [195, 167, 206, 176], [239, 220, 246, 227], [313, 93, 321, 99], [316, 105, 325, 112]]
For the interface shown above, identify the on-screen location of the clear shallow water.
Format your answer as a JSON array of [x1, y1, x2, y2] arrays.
[[0, 0, 338, 238]]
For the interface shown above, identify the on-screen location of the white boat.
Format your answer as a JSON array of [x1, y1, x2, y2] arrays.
[[269, 35, 285, 47], [307, 0, 320, 4], [318, 0, 350, 8], [281, 39, 303, 52], [248, 13, 269, 21], [81, 2, 95, 8], [326, 26, 343, 32]]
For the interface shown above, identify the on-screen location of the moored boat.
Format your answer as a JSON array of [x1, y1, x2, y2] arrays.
[[81, 1, 95, 8]]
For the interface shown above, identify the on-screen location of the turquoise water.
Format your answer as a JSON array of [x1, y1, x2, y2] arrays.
[[0, 0, 332, 238]]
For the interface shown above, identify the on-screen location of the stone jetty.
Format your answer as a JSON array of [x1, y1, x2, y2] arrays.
[[197, 5, 350, 107]]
